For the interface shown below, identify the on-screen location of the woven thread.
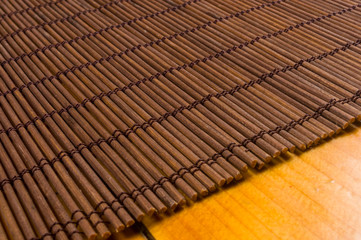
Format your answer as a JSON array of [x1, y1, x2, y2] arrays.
[[0, 0, 198, 43]]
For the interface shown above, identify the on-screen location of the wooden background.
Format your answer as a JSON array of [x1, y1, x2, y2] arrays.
[[111, 123, 361, 240]]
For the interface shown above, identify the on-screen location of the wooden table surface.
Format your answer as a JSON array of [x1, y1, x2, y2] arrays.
[[111, 123, 361, 240]]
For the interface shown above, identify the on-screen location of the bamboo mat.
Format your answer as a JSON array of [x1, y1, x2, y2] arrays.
[[0, 0, 361, 239]]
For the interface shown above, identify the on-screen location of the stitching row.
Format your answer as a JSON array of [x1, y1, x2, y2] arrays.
[[29, 229, 83, 240], [0, 168, 84, 238], [1, 21, 360, 193], [0, 157, 110, 238], [0, 117, 226, 219], [0, 0, 197, 43], [6, 88, 361, 240], [2, 41, 360, 239], [218, 90, 361, 159], [0, 0, 65, 20], [0, 0, 356, 106], [0, 117, 223, 193], [2, 33, 360, 195], [0, 0, 131, 24], [1, 8, 359, 168], [121, 40, 361, 151], [1, 22, 356, 161], [0, 0, 282, 63], [0, 126, 135, 203]]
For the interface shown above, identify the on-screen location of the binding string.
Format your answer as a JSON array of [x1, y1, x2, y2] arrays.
[[0, 0, 199, 43], [2, 34, 358, 153], [1, 0, 358, 108], [0, 0, 283, 59], [0, 0, 65, 20], [8, 87, 361, 240]]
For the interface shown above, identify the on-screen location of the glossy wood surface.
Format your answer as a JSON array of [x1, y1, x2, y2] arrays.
[[112, 123, 361, 240]]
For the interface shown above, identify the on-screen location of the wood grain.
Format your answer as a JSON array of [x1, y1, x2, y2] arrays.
[[114, 123, 361, 240]]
